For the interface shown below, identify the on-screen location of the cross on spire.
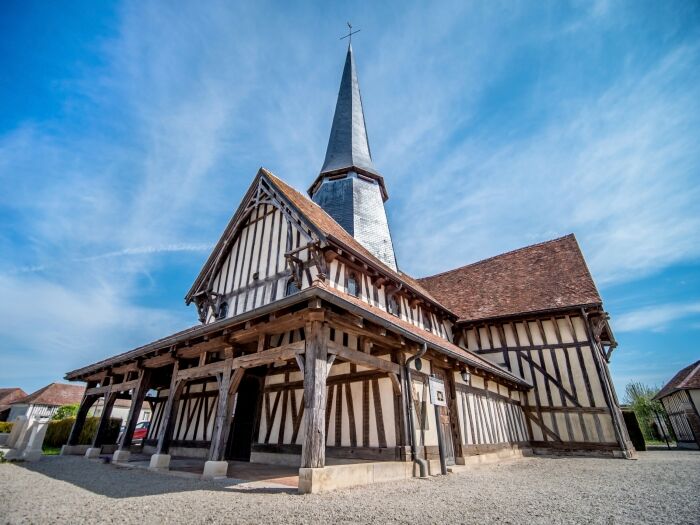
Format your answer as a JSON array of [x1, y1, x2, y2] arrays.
[[339, 22, 360, 43]]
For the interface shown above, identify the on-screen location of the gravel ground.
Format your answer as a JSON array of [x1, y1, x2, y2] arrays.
[[1, 450, 698, 524]]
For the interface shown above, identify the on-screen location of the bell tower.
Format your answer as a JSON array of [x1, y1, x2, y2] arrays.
[[308, 44, 398, 270]]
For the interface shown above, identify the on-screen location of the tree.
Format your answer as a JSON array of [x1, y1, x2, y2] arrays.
[[52, 404, 79, 421], [624, 382, 666, 442]]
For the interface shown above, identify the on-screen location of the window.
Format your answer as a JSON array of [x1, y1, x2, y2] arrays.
[[422, 311, 432, 331], [388, 295, 401, 316], [217, 301, 228, 320], [286, 278, 299, 296], [347, 273, 359, 297]]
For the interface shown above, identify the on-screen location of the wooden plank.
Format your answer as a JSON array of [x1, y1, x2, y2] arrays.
[[155, 360, 183, 454], [345, 383, 357, 447], [362, 380, 370, 447], [372, 378, 387, 448], [118, 369, 152, 450]]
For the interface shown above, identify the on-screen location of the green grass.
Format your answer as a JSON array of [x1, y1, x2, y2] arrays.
[[42, 447, 62, 456]]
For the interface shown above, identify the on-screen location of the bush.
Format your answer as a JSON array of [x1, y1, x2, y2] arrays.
[[0, 422, 13, 433], [52, 404, 79, 420], [43, 417, 122, 448]]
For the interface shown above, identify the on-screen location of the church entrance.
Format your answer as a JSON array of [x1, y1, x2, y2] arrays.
[[225, 367, 265, 461], [433, 368, 456, 465]]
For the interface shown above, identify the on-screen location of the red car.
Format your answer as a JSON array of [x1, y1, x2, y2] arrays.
[[132, 421, 149, 442]]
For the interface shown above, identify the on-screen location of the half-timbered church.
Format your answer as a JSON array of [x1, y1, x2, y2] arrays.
[[63, 44, 635, 493]]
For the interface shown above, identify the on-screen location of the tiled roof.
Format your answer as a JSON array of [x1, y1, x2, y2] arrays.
[[0, 388, 27, 412], [13, 383, 84, 407], [264, 169, 449, 311], [418, 234, 602, 322], [315, 282, 530, 388], [655, 360, 700, 400]]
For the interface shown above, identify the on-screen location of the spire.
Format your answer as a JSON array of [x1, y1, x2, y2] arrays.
[[319, 43, 379, 178], [308, 42, 398, 271]]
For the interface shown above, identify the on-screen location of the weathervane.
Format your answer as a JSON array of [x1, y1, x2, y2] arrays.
[[340, 22, 360, 43]]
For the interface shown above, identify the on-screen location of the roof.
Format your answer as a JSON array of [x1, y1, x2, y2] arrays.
[[315, 281, 530, 388], [264, 170, 451, 314], [0, 388, 27, 412], [66, 282, 528, 389], [12, 383, 84, 407], [418, 234, 602, 322], [319, 43, 378, 178], [655, 360, 700, 400]]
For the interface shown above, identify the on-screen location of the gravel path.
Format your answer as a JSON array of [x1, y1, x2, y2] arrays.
[[1, 450, 698, 524]]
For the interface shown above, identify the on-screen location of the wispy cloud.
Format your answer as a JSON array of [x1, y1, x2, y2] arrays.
[[615, 302, 700, 333], [1, 1, 698, 393]]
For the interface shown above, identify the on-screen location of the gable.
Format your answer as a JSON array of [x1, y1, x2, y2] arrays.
[[187, 171, 327, 323]]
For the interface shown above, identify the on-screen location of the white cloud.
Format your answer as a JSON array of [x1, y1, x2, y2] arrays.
[[615, 302, 700, 333]]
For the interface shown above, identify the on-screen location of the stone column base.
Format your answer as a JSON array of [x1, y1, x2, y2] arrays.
[[61, 444, 89, 455], [149, 453, 171, 469], [113, 449, 131, 463], [85, 447, 102, 459], [202, 460, 229, 479], [23, 449, 43, 462]]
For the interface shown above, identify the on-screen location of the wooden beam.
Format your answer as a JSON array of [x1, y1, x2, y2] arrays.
[[328, 342, 401, 375], [300, 320, 329, 468], [231, 340, 305, 369], [228, 311, 306, 343], [118, 368, 152, 450], [176, 360, 227, 382], [208, 359, 238, 461], [86, 378, 140, 396]]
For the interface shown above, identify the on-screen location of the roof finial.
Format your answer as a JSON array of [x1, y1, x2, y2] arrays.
[[339, 21, 360, 44]]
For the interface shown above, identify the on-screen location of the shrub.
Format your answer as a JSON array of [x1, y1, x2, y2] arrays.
[[52, 404, 79, 420], [624, 382, 666, 442], [43, 417, 122, 448], [0, 422, 13, 433]]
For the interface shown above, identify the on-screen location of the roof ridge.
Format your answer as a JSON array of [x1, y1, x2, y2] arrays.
[[678, 360, 700, 389], [419, 234, 577, 281]]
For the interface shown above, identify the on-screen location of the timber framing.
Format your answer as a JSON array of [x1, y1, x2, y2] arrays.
[[65, 285, 527, 390]]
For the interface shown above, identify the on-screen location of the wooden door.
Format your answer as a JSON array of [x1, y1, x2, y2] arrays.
[[433, 369, 456, 465]]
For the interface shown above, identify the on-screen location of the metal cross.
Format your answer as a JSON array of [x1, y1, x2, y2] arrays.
[[340, 22, 360, 42]]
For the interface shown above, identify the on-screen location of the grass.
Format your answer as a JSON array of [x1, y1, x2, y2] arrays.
[[42, 447, 62, 456]]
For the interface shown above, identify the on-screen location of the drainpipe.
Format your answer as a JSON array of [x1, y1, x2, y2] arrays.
[[405, 343, 428, 478]]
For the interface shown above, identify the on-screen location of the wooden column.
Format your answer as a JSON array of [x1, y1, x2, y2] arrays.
[[155, 360, 183, 455], [209, 357, 245, 462], [300, 317, 329, 468], [67, 394, 97, 445], [118, 368, 152, 450], [92, 392, 118, 447]]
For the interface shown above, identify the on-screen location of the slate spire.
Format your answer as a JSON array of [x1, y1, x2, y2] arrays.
[[309, 43, 398, 271], [319, 43, 378, 177]]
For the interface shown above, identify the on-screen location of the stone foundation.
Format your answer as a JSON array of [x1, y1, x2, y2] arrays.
[[298, 461, 413, 494]]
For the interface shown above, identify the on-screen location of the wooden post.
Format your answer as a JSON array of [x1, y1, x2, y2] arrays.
[[118, 368, 152, 450], [92, 392, 118, 448], [67, 394, 97, 445], [300, 318, 329, 468], [209, 362, 245, 462], [155, 360, 183, 455]]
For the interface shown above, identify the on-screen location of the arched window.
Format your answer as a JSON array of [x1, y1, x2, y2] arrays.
[[347, 273, 359, 297], [286, 278, 299, 296], [217, 302, 228, 320], [388, 295, 401, 316]]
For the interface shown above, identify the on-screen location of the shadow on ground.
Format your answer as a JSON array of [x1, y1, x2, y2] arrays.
[[16, 456, 297, 498]]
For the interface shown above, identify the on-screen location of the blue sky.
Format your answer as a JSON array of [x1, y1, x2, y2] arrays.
[[1, 0, 698, 398]]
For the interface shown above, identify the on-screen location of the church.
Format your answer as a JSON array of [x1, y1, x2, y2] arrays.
[[63, 43, 635, 493]]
